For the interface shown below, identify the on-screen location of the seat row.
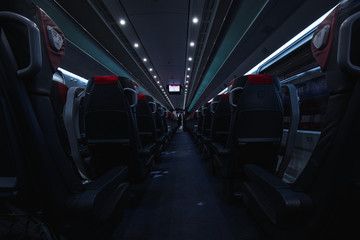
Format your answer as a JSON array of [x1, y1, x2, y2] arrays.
[[0, 1, 177, 239], [186, 1, 360, 238], [63, 75, 177, 182], [188, 74, 284, 196]]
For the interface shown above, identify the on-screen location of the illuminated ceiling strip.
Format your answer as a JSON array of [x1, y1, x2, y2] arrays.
[[188, 0, 268, 112], [246, 5, 338, 75], [213, 4, 338, 98]]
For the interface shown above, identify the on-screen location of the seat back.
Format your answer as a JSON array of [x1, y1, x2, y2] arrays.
[[85, 76, 133, 143], [84, 75, 145, 179], [196, 107, 203, 135], [243, 3, 360, 237], [210, 94, 231, 146], [136, 94, 158, 146], [228, 74, 283, 172], [0, 0, 85, 226], [201, 102, 212, 138], [293, 0, 360, 196], [0, 22, 36, 205], [161, 106, 169, 134], [154, 102, 166, 138]]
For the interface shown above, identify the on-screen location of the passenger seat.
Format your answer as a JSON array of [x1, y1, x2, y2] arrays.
[[84, 75, 149, 182], [0, 1, 129, 238], [242, 1, 360, 238], [136, 94, 161, 161], [211, 74, 283, 195]]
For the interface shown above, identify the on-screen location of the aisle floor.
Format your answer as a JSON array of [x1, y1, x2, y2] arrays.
[[110, 131, 264, 240]]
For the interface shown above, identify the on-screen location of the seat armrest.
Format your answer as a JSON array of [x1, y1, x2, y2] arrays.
[[66, 166, 129, 221], [245, 164, 289, 189], [210, 142, 230, 156], [243, 164, 312, 225]]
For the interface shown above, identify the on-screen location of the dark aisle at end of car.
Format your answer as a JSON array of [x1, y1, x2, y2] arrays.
[[110, 131, 265, 240]]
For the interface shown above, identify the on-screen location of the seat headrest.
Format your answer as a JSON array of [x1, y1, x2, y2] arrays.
[[210, 95, 221, 113], [1, 1, 66, 95], [221, 94, 229, 100], [212, 95, 222, 102], [92, 76, 138, 108], [145, 95, 154, 102], [230, 75, 280, 88], [229, 75, 280, 108], [311, 1, 360, 94], [37, 7, 65, 73], [138, 94, 146, 101], [248, 75, 275, 85], [118, 77, 135, 89], [311, 6, 338, 71], [94, 75, 118, 85], [119, 76, 138, 108]]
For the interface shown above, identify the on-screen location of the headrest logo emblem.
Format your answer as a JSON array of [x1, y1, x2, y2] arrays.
[[47, 26, 63, 51], [313, 24, 330, 50]]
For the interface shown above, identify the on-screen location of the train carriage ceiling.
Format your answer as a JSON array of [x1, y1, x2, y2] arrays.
[[33, 0, 339, 111]]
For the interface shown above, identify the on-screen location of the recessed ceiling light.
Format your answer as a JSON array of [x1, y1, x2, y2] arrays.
[[134, 43, 139, 48], [156, 81, 160, 84], [160, 85, 163, 88], [120, 19, 126, 25], [190, 41, 195, 47], [186, 80, 189, 83], [143, 58, 147, 62], [188, 57, 192, 61], [192, 17, 199, 24], [187, 68, 191, 71], [187, 75, 190, 78], [154, 76, 157, 79], [149, 68, 153, 71]]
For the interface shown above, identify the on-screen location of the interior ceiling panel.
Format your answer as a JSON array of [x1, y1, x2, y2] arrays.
[[116, 0, 189, 109], [121, 0, 188, 83], [34, 0, 340, 111]]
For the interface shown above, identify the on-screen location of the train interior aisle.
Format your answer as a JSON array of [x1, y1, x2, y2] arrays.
[[1, 0, 360, 239], [111, 131, 263, 240]]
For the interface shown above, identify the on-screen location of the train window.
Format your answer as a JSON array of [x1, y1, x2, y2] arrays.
[[282, 68, 328, 132], [295, 75, 328, 131]]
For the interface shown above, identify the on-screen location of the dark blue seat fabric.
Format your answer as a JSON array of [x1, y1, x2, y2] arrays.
[[84, 76, 148, 182], [194, 108, 203, 143], [153, 102, 167, 149], [211, 74, 283, 180], [136, 94, 161, 160], [210, 94, 231, 148], [166, 111, 179, 137], [201, 102, 212, 139], [243, 1, 360, 238], [0, 1, 129, 238]]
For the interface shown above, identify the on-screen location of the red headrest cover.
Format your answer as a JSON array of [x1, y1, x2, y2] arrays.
[[94, 76, 118, 85], [247, 74, 274, 84], [138, 94, 146, 100]]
